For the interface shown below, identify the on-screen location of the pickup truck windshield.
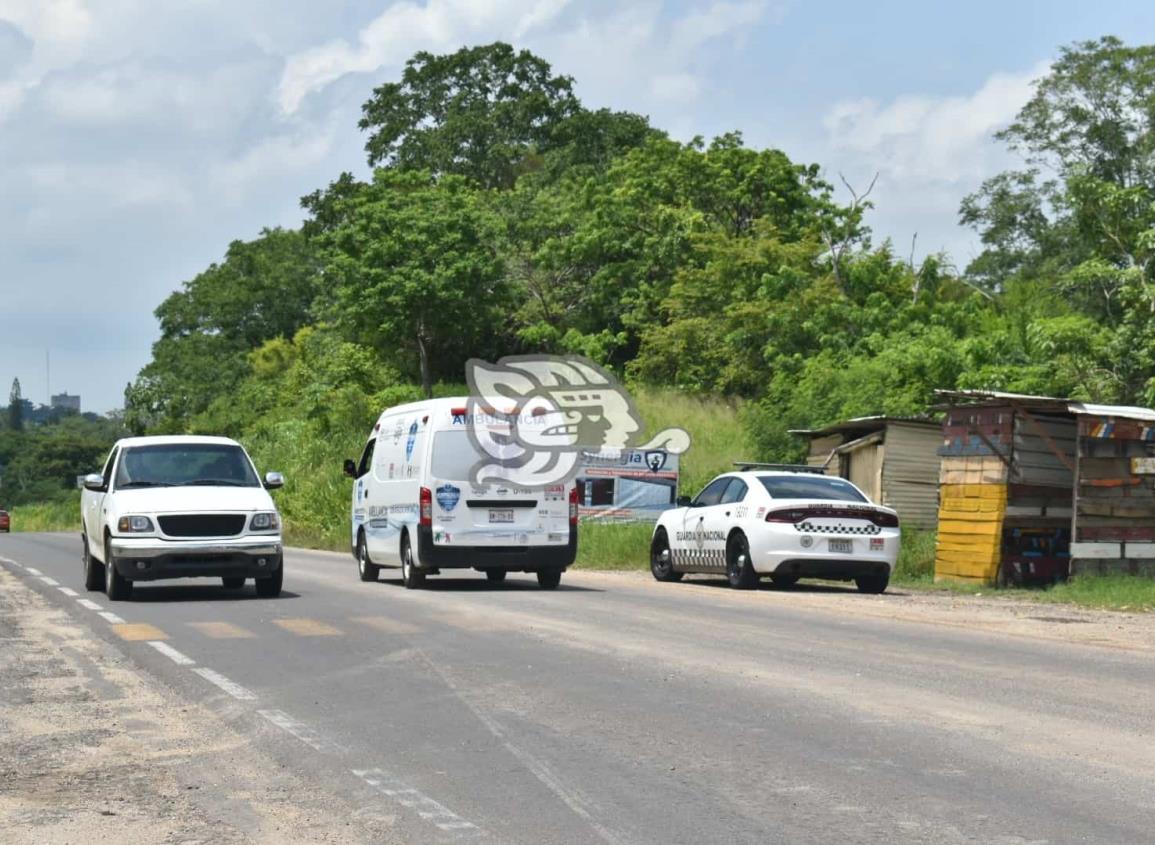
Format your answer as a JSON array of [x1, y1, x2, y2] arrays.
[[114, 444, 260, 489]]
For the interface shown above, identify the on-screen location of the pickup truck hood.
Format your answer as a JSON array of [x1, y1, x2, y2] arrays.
[[111, 486, 275, 514]]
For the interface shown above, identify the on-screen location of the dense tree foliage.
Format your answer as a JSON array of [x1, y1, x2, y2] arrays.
[[118, 37, 1155, 477], [0, 411, 124, 506]]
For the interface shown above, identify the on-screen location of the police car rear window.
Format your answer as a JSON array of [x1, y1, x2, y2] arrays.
[[757, 475, 867, 502]]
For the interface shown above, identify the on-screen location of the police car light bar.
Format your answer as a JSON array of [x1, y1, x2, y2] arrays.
[[732, 461, 826, 474]]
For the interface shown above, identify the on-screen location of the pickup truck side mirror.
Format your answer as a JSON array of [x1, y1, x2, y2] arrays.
[[263, 472, 284, 490], [343, 459, 357, 478], [83, 473, 106, 492], [676, 495, 692, 507]]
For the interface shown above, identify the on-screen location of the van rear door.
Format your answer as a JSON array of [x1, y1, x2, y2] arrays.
[[428, 426, 569, 547]]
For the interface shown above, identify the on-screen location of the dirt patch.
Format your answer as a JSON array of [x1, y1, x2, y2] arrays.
[[0, 568, 373, 845]]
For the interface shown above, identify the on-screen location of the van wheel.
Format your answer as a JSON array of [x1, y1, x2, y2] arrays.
[[400, 536, 425, 589], [255, 558, 283, 598], [537, 569, 562, 590], [726, 533, 758, 590], [357, 533, 380, 582], [650, 529, 683, 582], [83, 534, 104, 591], [485, 569, 507, 584], [104, 537, 132, 601]]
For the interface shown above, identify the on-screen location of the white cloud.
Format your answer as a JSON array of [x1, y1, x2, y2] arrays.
[[277, 0, 575, 114]]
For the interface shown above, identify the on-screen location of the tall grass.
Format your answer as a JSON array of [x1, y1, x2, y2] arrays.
[[892, 529, 937, 584], [10, 494, 81, 533], [575, 522, 652, 570]]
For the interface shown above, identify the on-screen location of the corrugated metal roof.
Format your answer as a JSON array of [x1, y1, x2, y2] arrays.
[[934, 389, 1155, 422], [789, 415, 940, 438]]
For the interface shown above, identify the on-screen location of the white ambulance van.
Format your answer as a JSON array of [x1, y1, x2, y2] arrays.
[[344, 397, 578, 589]]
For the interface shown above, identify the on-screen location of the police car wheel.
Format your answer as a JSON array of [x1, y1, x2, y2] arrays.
[[357, 532, 380, 582], [650, 529, 683, 582], [854, 574, 889, 594], [400, 536, 425, 589], [726, 534, 758, 590]]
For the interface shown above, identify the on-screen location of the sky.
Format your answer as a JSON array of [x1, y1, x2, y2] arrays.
[[2, 0, 1155, 414]]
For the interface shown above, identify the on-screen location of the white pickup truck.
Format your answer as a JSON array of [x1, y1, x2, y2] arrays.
[[80, 435, 285, 600]]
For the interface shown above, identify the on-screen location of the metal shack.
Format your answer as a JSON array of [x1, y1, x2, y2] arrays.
[[933, 390, 1155, 584], [790, 416, 942, 529], [1069, 404, 1155, 576]]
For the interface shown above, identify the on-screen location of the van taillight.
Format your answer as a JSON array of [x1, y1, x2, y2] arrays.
[[420, 487, 432, 526], [569, 486, 578, 525]]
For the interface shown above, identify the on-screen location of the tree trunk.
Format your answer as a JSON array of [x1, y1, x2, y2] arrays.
[[416, 332, 433, 399]]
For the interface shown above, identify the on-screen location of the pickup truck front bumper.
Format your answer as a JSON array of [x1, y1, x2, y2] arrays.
[[108, 536, 282, 581]]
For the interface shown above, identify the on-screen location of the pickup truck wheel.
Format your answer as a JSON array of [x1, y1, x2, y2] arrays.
[[485, 569, 507, 584], [255, 558, 283, 598], [357, 533, 380, 582], [103, 537, 133, 601], [536, 568, 563, 590], [222, 577, 246, 589], [400, 535, 425, 589], [82, 535, 104, 591], [769, 573, 799, 587]]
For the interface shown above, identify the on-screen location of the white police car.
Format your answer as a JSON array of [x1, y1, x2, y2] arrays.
[[649, 464, 900, 593]]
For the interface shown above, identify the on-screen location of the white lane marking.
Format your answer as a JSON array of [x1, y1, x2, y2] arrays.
[[193, 667, 257, 701], [418, 652, 629, 845], [147, 641, 195, 666], [352, 768, 480, 835], [39, 576, 59, 586], [24, 567, 42, 575], [258, 709, 345, 754], [58, 586, 79, 597], [99, 611, 126, 624], [1, 558, 22, 569], [77, 599, 104, 611]]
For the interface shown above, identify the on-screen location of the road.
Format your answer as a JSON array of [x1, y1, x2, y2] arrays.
[[2, 531, 1154, 845]]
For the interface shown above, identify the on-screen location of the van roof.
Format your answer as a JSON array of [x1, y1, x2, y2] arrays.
[[373, 396, 481, 429]]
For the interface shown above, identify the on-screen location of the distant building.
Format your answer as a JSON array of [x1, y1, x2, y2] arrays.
[[51, 392, 81, 412]]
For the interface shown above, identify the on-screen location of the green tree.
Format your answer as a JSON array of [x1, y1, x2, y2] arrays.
[[7, 378, 23, 432], [359, 42, 581, 189], [317, 170, 507, 396]]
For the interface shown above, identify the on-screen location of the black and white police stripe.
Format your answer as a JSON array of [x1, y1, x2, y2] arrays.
[[672, 547, 726, 569], [795, 522, 881, 535]]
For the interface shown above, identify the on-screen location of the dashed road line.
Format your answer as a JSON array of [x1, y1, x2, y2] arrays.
[[77, 598, 103, 611], [58, 586, 79, 597], [99, 610, 126, 624], [113, 622, 167, 641], [188, 621, 255, 639], [272, 617, 343, 637], [38, 575, 59, 586], [258, 709, 346, 753], [352, 768, 480, 836], [193, 667, 257, 701], [147, 640, 196, 666], [351, 615, 421, 635], [24, 567, 42, 575]]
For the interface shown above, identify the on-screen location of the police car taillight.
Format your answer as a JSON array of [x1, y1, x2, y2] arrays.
[[765, 508, 808, 523], [419, 487, 432, 526], [569, 486, 578, 525]]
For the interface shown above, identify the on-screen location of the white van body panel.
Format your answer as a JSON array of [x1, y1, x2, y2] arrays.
[[350, 397, 576, 573]]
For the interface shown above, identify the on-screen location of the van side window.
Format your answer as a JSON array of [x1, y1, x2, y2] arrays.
[[357, 439, 376, 478]]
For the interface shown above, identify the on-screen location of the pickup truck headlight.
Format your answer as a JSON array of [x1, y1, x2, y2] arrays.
[[250, 512, 280, 531], [117, 515, 155, 533]]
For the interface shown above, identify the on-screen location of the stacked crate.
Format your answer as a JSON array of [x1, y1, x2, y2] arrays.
[[1071, 413, 1155, 576], [934, 408, 1012, 583]]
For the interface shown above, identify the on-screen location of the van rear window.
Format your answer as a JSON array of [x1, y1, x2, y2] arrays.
[[432, 430, 523, 481]]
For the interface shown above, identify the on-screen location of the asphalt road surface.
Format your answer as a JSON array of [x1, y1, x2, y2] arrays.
[[2, 531, 1154, 845]]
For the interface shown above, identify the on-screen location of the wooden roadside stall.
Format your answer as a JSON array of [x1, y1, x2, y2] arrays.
[[790, 416, 942, 529], [933, 391, 1077, 586], [1070, 404, 1155, 576]]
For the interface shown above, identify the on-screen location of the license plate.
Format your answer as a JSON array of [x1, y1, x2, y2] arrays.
[[489, 509, 514, 524], [829, 538, 853, 554]]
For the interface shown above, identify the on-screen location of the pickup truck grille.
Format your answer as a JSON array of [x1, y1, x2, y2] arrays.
[[158, 514, 246, 537]]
